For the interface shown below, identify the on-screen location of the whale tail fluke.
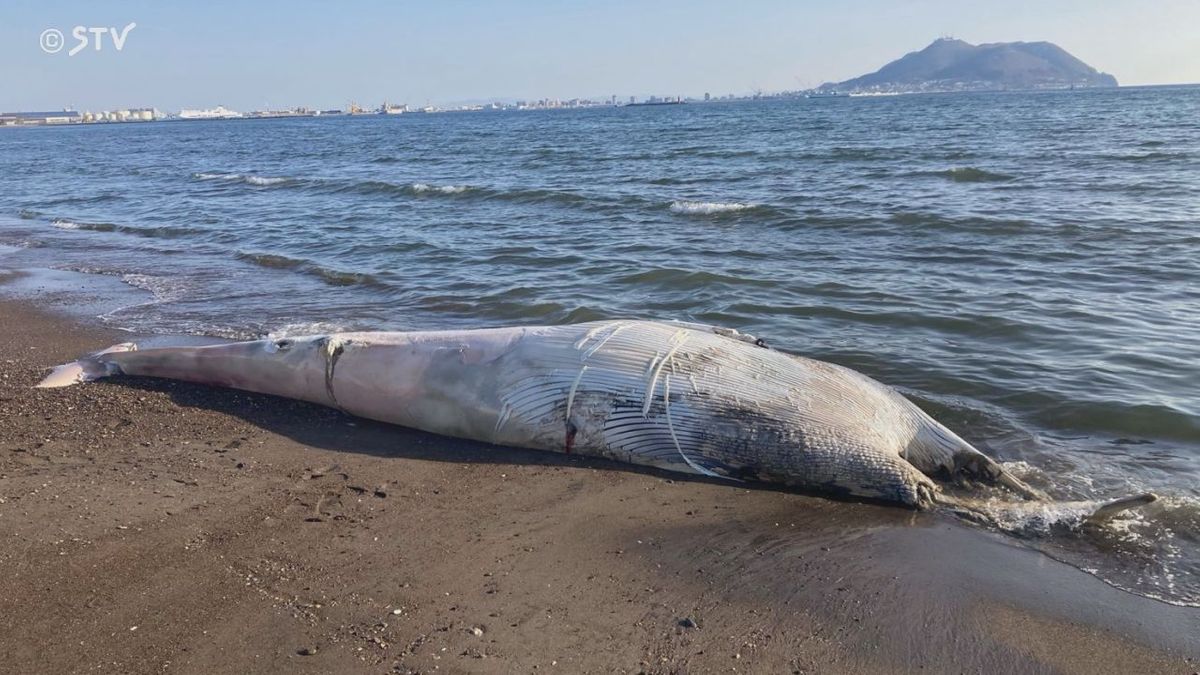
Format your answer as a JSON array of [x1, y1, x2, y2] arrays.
[[36, 343, 137, 388]]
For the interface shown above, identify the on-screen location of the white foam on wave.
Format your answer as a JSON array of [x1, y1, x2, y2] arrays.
[[411, 183, 470, 194], [988, 460, 1143, 535], [119, 273, 192, 303], [669, 200, 756, 214], [267, 321, 350, 338], [51, 219, 82, 230], [193, 172, 290, 186], [982, 498, 1100, 534], [244, 175, 289, 186]]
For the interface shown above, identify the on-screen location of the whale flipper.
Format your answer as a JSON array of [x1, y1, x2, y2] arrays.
[[1084, 492, 1157, 525]]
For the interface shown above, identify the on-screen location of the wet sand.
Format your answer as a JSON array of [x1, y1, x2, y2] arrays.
[[1, 290, 1198, 674]]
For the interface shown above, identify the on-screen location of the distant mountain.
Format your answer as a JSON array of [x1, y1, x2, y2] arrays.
[[821, 38, 1118, 94]]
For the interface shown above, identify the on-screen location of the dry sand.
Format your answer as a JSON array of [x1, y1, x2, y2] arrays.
[[1, 292, 1198, 674]]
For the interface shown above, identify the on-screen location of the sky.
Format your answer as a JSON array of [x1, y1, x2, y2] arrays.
[[2, 0, 1198, 112]]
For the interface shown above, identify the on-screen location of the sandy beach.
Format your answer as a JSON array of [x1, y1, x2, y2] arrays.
[[1, 290, 1198, 674]]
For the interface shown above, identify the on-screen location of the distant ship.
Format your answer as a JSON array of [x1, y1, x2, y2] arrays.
[[377, 101, 407, 115], [805, 91, 849, 98], [178, 105, 243, 119]]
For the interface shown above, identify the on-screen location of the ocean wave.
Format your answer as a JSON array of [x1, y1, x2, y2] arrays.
[[667, 147, 759, 159], [246, 175, 291, 186], [1101, 152, 1188, 162], [889, 212, 1034, 235], [411, 183, 471, 195], [1021, 396, 1200, 445], [487, 187, 595, 207], [977, 494, 1117, 536], [931, 167, 1016, 183], [327, 180, 408, 197], [235, 250, 387, 289], [193, 172, 293, 187], [234, 251, 304, 270], [829, 147, 894, 160], [51, 218, 199, 239], [328, 180, 476, 198], [417, 294, 571, 321], [120, 273, 192, 303], [669, 200, 758, 215], [277, 177, 606, 208], [266, 321, 351, 338], [616, 267, 773, 289], [87, 270, 200, 328], [335, 179, 598, 206], [985, 485, 1200, 607], [17, 209, 41, 220], [309, 266, 383, 287], [39, 193, 123, 207], [48, 267, 200, 325]]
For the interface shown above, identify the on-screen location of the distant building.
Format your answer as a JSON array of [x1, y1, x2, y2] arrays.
[[77, 107, 157, 122], [0, 110, 82, 125]]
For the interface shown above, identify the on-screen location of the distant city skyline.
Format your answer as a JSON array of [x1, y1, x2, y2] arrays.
[[2, 0, 1199, 112]]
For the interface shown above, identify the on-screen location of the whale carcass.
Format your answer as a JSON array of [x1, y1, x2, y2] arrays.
[[38, 319, 1123, 511]]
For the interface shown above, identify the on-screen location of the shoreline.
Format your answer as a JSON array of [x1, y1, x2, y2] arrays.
[[1, 291, 1198, 673], [5, 85, 1196, 131]]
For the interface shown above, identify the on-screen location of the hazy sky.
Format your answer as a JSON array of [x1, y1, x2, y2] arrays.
[[3, 0, 1198, 111]]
